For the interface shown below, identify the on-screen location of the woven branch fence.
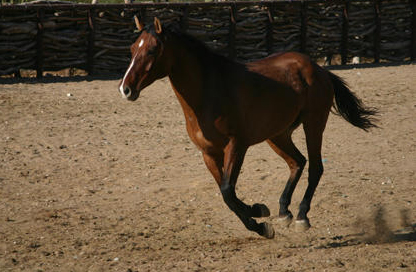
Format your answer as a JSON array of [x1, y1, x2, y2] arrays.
[[1, 0, 415, 78]]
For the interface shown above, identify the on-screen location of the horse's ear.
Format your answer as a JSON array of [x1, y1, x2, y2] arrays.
[[154, 17, 163, 34], [134, 15, 144, 31]]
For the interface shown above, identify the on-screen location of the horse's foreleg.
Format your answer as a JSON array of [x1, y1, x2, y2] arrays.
[[202, 151, 270, 219], [217, 139, 274, 238]]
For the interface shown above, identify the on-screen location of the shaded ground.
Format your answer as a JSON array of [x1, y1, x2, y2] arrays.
[[0, 64, 415, 271]]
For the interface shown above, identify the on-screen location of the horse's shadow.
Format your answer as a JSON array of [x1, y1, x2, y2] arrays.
[[393, 225, 416, 242]]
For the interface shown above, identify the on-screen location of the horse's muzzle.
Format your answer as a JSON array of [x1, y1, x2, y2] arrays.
[[119, 84, 139, 101], [122, 86, 131, 97]]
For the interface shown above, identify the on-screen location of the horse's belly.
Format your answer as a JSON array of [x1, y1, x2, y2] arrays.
[[243, 99, 302, 145]]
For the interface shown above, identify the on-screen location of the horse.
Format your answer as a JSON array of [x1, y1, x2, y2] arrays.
[[118, 17, 377, 239]]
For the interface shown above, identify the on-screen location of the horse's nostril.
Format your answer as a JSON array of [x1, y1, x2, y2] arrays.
[[123, 87, 131, 97]]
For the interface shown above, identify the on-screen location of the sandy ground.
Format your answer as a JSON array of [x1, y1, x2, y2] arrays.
[[0, 64, 415, 271]]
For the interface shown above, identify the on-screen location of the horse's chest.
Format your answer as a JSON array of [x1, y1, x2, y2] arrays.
[[185, 116, 225, 154], [193, 130, 213, 150]]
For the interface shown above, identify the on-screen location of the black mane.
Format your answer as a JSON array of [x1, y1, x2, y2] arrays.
[[146, 21, 240, 67], [173, 28, 234, 64]]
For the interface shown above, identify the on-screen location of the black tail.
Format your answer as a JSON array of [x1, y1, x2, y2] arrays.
[[329, 72, 378, 131]]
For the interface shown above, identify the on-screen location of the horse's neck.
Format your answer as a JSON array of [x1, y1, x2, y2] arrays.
[[167, 44, 209, 114]]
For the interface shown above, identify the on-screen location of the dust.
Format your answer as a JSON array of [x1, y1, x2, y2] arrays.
[[355, 206, 415, 244], [365, 206, 395, 243]]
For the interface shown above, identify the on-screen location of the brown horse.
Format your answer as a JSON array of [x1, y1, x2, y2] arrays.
[[118, 17, 377, 239]]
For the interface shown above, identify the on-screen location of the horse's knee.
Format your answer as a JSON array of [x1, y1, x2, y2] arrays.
[[220, 183, 236, 206], [298, 156, 307, 170]]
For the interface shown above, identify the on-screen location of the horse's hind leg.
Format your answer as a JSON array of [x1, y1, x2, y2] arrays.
[[267, 132, 306, 227], [296, 114, 328, 231]]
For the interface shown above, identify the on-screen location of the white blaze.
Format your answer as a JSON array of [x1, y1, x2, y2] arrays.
[[119, 51, 139, 97], [119, 39, 144, 97]]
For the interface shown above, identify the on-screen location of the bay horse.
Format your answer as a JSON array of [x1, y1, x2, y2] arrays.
[[118, 17, 377, 239]]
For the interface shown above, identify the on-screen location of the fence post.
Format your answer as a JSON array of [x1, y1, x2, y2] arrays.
[[300, 1, 308, 54], [266, 2, 275, 55], [228, 3, 236, 60], [374, 0, 381, 63], [36, 8, 44, 78], [341, 0, 350, 65], [411, 0, 416, 61], [87, 8, 96, 76]]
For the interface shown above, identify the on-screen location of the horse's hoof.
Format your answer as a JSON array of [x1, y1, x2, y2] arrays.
[[295, 219, 311, 232], [252, 203, 270, 218], [276, 213, 293, 228], [261, 222, 275, 239]]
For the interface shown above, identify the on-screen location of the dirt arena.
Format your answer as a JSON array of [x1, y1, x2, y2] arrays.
[[0, 64, 415, 271]]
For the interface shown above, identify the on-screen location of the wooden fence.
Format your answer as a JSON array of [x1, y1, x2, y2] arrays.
[[1, 0, 415, 78]]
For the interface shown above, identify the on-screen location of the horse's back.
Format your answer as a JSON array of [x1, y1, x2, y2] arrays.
[[249, 52, 317, 89], [248, 52, 334, 111]]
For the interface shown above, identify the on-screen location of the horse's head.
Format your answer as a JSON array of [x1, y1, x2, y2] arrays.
[[119, 17, 169, 101]]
